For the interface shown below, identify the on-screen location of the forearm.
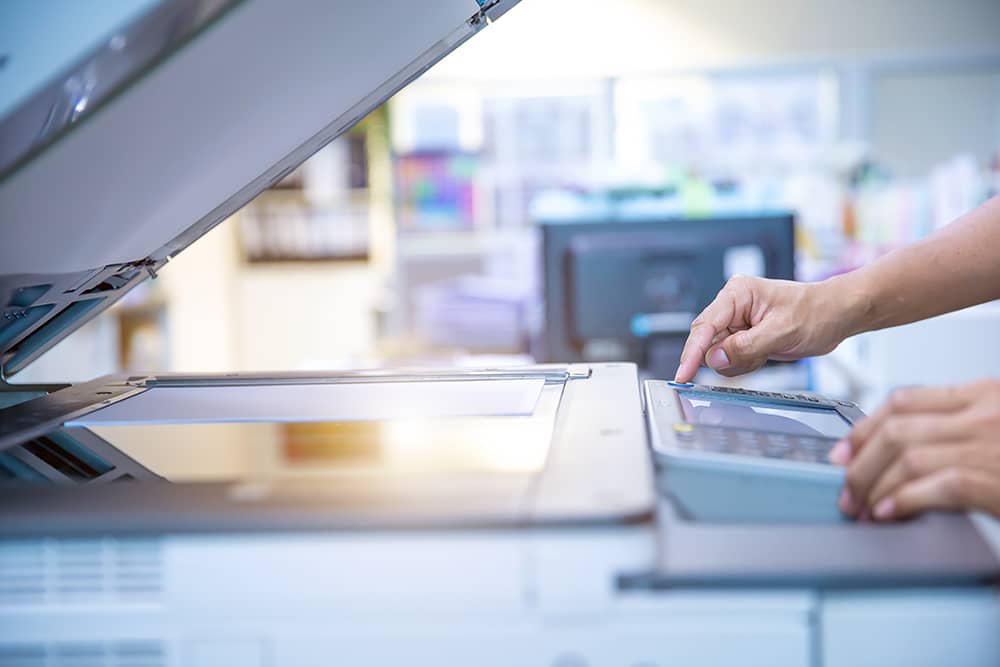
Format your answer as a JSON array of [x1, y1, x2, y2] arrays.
[[830, 195, 1000, 337]]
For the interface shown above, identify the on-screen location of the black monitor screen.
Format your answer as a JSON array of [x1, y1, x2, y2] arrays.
[[539, 213, 795, 376]]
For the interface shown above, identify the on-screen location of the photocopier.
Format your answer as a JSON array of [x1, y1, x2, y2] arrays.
[[2, 1, 1000, 665]]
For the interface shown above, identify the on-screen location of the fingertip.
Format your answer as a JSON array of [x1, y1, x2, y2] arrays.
[[846, 420, 867, 447], [873, 497, 895, 521], [837, 487, 857, 516], [828, 439, 851, 465]]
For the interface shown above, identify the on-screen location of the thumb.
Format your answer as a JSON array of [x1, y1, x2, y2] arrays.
[[705, 326, 777, 377]]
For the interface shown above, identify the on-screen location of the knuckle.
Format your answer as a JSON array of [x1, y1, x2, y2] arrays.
[[729, 334, 753, 357], [844, 469, 863, 494], [889, 390, 911, 412], [976, 378, 999, 392], [899, 449, 925, 478], [942, 468, 973, 505], [881, 419, 905, 451], [974, 407, 1000, 430], [970, 379, 1000, 402], [846, 424, 866, 448], [725, 275, 751, 291]]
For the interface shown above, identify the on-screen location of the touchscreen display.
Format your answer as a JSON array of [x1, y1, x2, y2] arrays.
[[678, 392, 851, 439]]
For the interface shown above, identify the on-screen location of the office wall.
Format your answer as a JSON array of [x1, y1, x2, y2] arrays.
[[232, 263, 378, 371], [430, 0, 1000, 177], [158, 217, 239, 372], [431, 0, 1000, 80], [157, 217, 379, 373], [872, 68, 1000, 177]]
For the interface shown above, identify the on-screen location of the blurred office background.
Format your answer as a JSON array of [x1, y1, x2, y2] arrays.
[[18, 0, 1000, 411]]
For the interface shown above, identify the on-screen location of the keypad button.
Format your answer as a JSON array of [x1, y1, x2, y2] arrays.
[[698, 435, 727, 452], [672, 423, 838, 465], [796, 439, 819, 461], [787, 448, 815, 462], [763, 435, 792, 458], [794, 437, 836, 462], [816, 439, 836, 459]]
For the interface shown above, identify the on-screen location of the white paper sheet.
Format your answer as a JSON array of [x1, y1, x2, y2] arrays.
[[69, 379, 545, 426]]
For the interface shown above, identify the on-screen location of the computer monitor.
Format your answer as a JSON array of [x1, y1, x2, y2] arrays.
[[538, 213, 795, 377]]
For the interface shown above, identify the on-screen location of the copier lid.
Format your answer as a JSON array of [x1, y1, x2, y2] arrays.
[[0, 0, 518, 377]]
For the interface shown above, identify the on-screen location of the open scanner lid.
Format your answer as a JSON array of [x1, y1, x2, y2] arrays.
[[0, 0, 519, 377]]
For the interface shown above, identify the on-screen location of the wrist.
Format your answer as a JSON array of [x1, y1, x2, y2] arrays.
[[817, 270, 875, 341]]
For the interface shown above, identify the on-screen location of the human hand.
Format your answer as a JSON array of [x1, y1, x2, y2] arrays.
[[674, 276, 853, 383], [829, 379, 1000, 521]]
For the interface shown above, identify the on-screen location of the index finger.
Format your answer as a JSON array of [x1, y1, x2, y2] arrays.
[[881, 466, 1000, 520], [674, 293, 739, 382], [847, 384, 976, 455]]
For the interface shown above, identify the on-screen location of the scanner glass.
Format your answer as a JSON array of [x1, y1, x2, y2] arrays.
[[73, 381, 562, 482], [678, 392, 851, 439], [69, 379, 546, 426]]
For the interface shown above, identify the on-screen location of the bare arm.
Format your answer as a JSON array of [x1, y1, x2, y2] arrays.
[[675, 195, 1000, 383], [834, 194, 1000, 337]]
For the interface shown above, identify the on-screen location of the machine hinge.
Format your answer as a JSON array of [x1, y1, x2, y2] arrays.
[[470, 0, 503, 27], [132, 257, 161, 280]]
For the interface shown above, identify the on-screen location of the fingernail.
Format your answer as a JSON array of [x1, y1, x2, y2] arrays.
[[874, 497, 895, 520], [837, 487, 856, 515], [828, 439, 851, 465], [707, 348, 730, 370]]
